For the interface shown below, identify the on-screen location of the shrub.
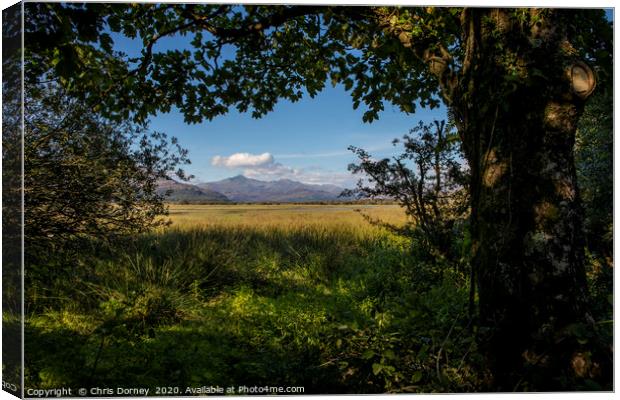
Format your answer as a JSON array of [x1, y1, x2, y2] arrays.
[[345, 120, 469, 261]]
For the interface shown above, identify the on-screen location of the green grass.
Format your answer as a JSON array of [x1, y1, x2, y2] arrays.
[[25, 204, 482, 393]]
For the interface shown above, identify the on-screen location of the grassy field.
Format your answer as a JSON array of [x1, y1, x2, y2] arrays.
[[25, 204, 479, 393], [165, 203, 407, 230]]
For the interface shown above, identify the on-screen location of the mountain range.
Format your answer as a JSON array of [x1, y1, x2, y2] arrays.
[[158, 175, 348, 203]]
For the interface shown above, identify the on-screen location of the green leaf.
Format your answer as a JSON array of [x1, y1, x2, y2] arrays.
[[383, 349, 396, 360], [362, 349, 375, 359], [411, 371, 423, 383], [99, 33, 113, 53], [372, 363, 383, 375]]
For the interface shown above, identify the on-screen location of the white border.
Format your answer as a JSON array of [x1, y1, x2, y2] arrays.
[[0, 2, 616, 400]]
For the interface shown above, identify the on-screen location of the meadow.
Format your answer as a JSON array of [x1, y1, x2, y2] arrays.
[[165, 203, 407, 230], [24, 204, 485, 393]]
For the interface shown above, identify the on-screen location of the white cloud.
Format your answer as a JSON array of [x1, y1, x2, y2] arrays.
[[242, 163, 299, 180], [243, 165, 355, 187], [211, 151, 357, 187], [211, 152, 274, 168]]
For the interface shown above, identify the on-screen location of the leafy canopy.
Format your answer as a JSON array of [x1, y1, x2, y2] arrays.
[[25, 4, 610, 125]]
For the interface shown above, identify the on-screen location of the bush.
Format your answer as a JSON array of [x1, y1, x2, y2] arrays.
[[25, 85, 191, 254], [345, 120, 469, 261]]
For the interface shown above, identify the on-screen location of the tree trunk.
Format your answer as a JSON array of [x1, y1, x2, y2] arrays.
[[453, 9, 604, 390]]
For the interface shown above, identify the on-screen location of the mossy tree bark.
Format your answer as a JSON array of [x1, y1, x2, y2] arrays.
[[450, 9, 600, 389]]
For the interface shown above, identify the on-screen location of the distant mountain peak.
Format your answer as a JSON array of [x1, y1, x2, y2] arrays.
[[198, 176, 348, 203], [229, 174, 248, 180]]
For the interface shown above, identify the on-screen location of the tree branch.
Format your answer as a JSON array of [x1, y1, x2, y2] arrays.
[[188, 5, 324, 42], [372, 8, 459, 105]]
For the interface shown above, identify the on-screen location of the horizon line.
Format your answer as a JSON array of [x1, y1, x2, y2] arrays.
[[177, 173, 355, 188]]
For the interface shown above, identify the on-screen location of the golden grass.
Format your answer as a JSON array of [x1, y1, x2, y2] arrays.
[[164, 204, 407, 233]]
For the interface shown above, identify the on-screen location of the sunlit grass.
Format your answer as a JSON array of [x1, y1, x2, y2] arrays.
[[26, 204, 479, 393], [164, 203, 407, 234]]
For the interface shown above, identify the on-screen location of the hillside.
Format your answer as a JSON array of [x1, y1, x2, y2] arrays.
[[156, 179, 230, 203], [199, 175, 347, 203]]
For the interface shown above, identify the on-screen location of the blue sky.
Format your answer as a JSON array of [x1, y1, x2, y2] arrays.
[[112, 8, 612, 187], [150, 86, 446, 187], [112, 29, 447, 188]]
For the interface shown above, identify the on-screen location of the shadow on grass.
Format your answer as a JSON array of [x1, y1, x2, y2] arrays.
[[24, 289, 362, 393], [25, 226, 410, 393]]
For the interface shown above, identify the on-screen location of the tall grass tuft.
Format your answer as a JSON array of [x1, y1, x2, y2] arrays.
[[25, 204, 485, 392]]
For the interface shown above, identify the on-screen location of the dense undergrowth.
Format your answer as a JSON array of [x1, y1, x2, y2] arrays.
[[25, 221, 489, 393], [24, 214, 611, 393]]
